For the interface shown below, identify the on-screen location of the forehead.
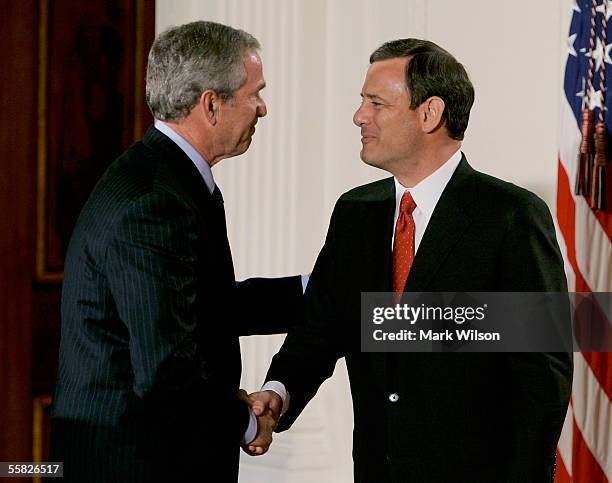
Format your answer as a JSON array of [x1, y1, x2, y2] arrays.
[[243, 49, 264, 82], [363, 57, 409, 96], [244, 49, 262, 68]]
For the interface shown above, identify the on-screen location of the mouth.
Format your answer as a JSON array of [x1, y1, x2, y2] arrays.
[[361, 135, 376, 144]]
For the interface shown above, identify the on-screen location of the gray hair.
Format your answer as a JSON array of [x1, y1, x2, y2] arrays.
[[145, 21, 260, 121]]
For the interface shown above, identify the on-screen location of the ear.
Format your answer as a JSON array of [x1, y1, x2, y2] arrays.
[[420, 96, 446, 134], [199, 90, 220, 126]]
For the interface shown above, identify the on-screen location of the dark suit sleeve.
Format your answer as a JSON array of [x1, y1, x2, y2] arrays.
[[105, 191, 249, 442], [266, 204, 346, 431], [233, 275, 304, 336], [498, 192, 573, 481]]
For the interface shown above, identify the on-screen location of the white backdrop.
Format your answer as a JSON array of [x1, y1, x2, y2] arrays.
[[155, 2, 573, 481]]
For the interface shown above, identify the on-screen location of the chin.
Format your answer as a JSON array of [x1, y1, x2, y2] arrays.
[[362, 156, 393, 174], [361, 154, 381, 168], [235, 141, 251, 156]]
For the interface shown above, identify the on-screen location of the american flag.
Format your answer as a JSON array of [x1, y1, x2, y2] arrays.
[[557, 1, 612, 481]]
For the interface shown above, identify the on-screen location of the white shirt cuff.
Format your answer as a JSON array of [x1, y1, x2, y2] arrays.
[[261, 380, 290, 415], [243, 408, 258, 444]]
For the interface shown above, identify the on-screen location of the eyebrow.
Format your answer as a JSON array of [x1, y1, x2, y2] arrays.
[[361, 93, 388, 103]]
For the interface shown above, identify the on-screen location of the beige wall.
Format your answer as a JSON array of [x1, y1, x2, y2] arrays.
[[155, 2, 573, 481]]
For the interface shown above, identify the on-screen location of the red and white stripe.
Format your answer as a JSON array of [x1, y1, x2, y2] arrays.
[[555, 82, 612, 482]]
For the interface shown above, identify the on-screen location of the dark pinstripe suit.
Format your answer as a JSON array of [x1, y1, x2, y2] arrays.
[[51, 127, 302, 482]]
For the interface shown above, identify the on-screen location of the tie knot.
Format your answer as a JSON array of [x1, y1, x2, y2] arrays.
[[399, 191, 416, 214]]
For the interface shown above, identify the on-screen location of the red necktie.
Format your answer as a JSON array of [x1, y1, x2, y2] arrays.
[[392, 191, 417, 303]]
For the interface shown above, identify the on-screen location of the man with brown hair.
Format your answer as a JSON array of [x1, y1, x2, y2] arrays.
[[251, 39, 572, 482]]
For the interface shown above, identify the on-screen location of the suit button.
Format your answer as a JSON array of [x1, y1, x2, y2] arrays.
[[388, 393, 399, 403]]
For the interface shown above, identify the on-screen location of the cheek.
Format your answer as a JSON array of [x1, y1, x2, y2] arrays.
[[373, 114, 396, 142], [383, 113, 414, 140], [239, 106, 256, 125], [375, 109, 399, 130]]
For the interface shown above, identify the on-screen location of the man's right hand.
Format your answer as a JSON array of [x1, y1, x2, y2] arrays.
[[250, 390, 282, 420], [241, 391, 282, 456]]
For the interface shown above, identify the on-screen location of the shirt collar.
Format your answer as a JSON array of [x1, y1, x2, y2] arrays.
[[394, 149, 462, 218], [154, 120, 216, 194]]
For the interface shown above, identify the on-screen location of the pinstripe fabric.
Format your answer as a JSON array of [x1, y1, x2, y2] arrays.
[[51, 127, 301, 482]]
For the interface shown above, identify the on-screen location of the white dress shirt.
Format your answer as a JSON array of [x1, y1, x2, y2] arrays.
[[265, 149, 463, 416], [392, 149, 462, 251]]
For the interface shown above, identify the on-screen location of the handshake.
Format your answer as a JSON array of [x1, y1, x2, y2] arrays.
[[237, 390, 283, 456]]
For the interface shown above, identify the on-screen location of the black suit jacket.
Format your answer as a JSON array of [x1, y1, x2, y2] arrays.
[[51, 127, 302, 482], [267, 156, 572, 483]]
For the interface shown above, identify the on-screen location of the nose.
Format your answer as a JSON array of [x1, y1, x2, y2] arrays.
[[257, 99, 267, 118], [353, 103, 367, 127]]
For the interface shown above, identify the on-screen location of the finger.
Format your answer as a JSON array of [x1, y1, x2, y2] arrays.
[[251, 400, 266, 416], [248, 445, 267, 455], [248, 392, 265, 404], [242, 447, 260, 457], [237, 389, 251, 405]]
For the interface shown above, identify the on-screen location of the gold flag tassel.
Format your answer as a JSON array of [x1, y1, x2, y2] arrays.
[[590, 0, 610, 211], [590, 121, 610, 210], [577, 1, 600, 197], [576, 108, 595, 196]]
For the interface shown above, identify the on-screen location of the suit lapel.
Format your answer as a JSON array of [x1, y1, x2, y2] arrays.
[[142, 126, 236, 284], [362, 179, 396, 292], [358, 179, 395, 380], [405, 156, 477, 292]]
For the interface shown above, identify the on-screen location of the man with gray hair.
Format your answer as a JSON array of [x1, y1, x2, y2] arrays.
[[51, 20, 302, 482]]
